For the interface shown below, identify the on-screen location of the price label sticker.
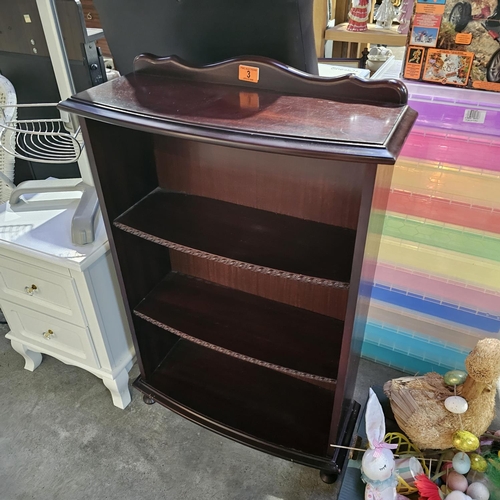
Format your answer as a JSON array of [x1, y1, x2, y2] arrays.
[[239, 65, 260, 83], [455, 33, 473, 45], [463, 109, 486, 123]]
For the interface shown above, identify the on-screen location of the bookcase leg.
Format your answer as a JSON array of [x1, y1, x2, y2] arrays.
[[142, 394, 155, 405], [320, 470, 339, 484]]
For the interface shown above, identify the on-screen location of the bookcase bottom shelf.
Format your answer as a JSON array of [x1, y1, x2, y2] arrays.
[[134, 340, 344, 469]]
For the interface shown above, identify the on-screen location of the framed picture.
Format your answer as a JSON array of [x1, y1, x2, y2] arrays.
[[422, 48, 474, 86]]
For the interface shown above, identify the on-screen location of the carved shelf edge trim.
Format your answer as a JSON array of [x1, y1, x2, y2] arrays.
[[114, 221, 350, 290], [133, 54, 409, 106], [134, 310, 337, 384]]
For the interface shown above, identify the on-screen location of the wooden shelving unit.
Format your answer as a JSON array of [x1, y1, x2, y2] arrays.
[[326, 22, 407, 58], [60, 55, 416, 481], [326, 22, 407, 45]]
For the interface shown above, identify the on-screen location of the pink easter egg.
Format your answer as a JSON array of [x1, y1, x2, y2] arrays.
[[447, 471, 468, 492]]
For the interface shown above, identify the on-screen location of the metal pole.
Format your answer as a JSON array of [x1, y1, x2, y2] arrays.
[[35, 0, 94, 186]]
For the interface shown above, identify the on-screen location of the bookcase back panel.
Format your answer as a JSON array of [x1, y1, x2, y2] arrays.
[[155, 136, 368, 231], [329, 165, 395, 439], [170, 251, 348, 320]]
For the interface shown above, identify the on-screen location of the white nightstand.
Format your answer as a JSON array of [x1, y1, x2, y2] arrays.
[[0, 191, 134, 408]]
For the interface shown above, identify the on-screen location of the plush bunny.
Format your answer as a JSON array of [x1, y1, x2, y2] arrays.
[[361, 389, 398, 500]]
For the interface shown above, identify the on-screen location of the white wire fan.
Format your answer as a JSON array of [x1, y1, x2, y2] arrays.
[[0, 97, 97, 247], [0, 103, 83, 164], [0, 75, 17, 202], [0, 0, 100, 245], [0, 101, 96, 245]]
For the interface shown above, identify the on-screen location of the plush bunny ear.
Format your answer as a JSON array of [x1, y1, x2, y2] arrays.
[[365, 388, 386, 448]]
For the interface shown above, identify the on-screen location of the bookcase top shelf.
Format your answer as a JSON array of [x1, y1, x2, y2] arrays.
[[114, 189, 355, 287], [60, 55, 417, 163]]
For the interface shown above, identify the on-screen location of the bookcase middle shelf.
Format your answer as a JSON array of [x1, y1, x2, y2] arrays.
[[134, 272, 344, 383]]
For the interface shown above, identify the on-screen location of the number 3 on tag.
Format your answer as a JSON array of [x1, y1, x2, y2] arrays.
[[239, 65, 259, 83]]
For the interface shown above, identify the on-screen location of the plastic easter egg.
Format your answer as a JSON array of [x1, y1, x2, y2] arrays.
[[441, 484, 451, 495], [452, 452, 471, 474], [444, 370, 468, 386], [446, 471, 468, 492], [467, 482, 490, 500], [467, 470, 485, 483], [445, 396, 469, 414], [446, 491, 468, 500], [469, 453, 488, 473], [442, 461, 454, 472], [453, 431, 480, 452]]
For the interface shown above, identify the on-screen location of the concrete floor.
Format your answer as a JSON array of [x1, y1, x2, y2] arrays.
[[1, 320, 498, 500]]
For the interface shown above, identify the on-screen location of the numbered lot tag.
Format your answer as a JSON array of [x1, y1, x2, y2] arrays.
[[239, 65, 259, 83]]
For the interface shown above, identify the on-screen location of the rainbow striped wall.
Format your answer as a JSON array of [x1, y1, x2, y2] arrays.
[[361, 82, 500, 375]]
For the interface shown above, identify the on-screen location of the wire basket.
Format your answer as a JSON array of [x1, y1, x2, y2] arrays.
[[0, 103, 83, 164]]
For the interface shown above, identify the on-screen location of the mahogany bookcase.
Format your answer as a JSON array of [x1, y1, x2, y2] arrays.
[[60, 55, 416, 482]]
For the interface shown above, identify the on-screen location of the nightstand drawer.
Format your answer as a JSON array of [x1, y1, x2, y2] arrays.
[[2, 302, 99, 369], [0, 255, 85, 326]]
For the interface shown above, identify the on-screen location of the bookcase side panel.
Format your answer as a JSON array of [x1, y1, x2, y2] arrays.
[[328, 163, 394, 450], [84, 120, 158, 220], [82, 119, 171, 375]]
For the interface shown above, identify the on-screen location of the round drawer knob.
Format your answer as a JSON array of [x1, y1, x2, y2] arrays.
[[42, 329, 54, 340], [25, 284, 38, 295]]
